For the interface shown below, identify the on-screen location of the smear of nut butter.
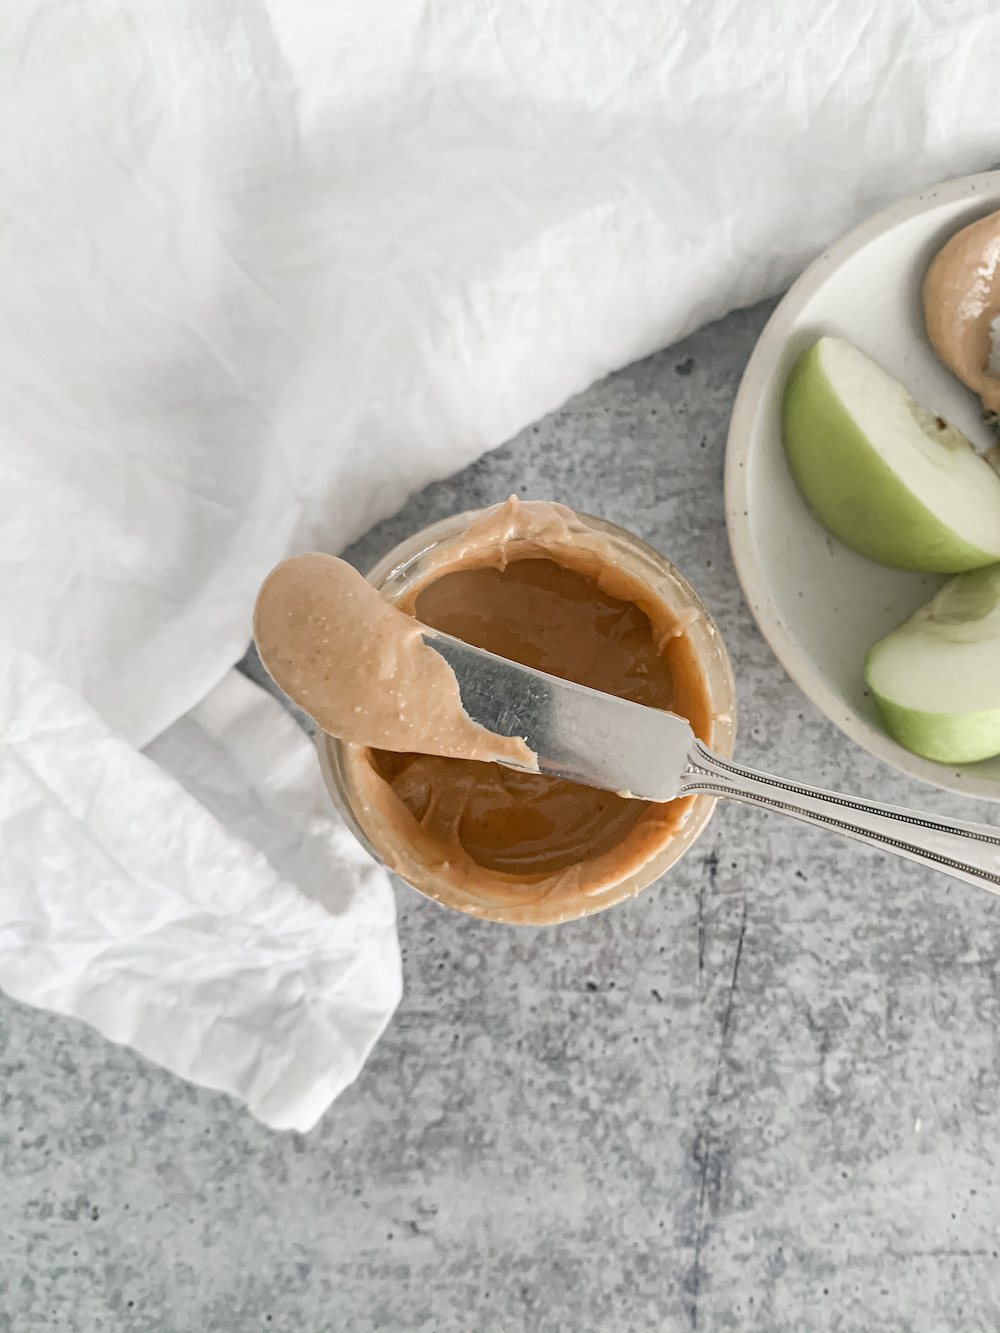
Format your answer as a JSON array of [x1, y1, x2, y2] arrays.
[[253, 550, 535, 768]]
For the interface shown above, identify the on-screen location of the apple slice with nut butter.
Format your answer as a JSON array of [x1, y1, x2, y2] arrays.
[[923, 207, 1000, 428]]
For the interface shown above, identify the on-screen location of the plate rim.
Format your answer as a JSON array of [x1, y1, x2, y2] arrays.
[[724, 169, 1000, 804]]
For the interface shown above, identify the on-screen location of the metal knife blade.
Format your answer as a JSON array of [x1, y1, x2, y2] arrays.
[[423, 629, 696, 801]]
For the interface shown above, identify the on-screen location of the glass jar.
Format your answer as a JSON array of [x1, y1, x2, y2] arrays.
[[317, 504, 737, 925]]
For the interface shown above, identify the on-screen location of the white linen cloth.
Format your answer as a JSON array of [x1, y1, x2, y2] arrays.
[[2, 0, 998, 1129]]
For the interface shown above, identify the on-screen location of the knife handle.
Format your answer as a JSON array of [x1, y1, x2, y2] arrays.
[[679, 740, 1000, 896]]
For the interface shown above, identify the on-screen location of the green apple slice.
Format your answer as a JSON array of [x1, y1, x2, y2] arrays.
[[865, 565, 1000, 764], [782, 336, 1000, 572]]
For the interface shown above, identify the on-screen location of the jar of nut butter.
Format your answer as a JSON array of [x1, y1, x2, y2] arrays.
[[317, 497, 736, 925]]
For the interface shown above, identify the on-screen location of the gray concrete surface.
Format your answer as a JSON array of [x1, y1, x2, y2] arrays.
[[4, 300, 1000, 1332]]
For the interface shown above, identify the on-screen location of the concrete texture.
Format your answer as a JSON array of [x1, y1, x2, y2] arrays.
[[4, 299, 1000, 1332]]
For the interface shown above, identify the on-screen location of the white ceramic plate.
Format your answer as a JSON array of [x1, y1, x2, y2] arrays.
[[725, 171, 1000, 803]]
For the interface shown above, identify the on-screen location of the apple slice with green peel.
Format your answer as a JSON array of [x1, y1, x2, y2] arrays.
[[865, 565, 1000, 764], [782, 336, 1000, 572]]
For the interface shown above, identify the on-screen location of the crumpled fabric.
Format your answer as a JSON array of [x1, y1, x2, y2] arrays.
[[2, 0, 998, 1128]]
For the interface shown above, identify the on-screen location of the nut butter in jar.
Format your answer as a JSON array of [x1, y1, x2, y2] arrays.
[[318, 498, 736, 925]]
